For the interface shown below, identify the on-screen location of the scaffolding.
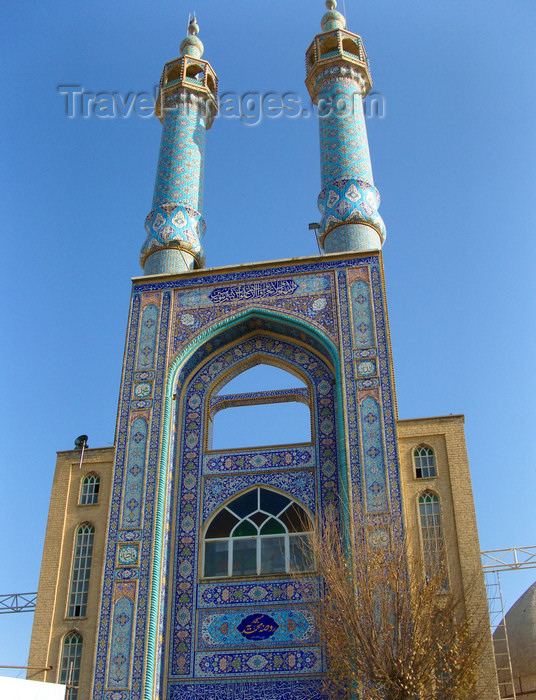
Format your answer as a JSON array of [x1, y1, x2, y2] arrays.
[[482, 545, 536, 700], [0, 592, 37, 615]]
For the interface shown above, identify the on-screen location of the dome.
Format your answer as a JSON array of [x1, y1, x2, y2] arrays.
[[180, 15, 204, 58], [321, 0, 345, 32], [495, 581, 536, 691]]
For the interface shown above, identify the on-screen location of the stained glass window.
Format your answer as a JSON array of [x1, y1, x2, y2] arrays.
[[204, 487, 313, 578]]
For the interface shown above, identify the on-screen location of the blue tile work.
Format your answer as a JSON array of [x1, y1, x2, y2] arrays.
[[152, 94, 206, 211], [94, 291, 172, 700], [369, 264, 402, 520], [197, 607, 316, 649], [175, 275, 330, 308], [107, 587, 136, 689], [360, 396, 388, 512], [194, 647, 322, 677], [120, 418, 148, 529], [203, 446, 315, 474], [323, 221, 382, 253], [198, 579, 319, 609], [167, 335, 340, 681], [318, 78, 373, 187], [202, 469, 315, 521], [350, 278, 374, 347], [168, 678, 338, 699], [135, 304, 159, 371], [210, 388, 310, 413], [92, 253, 403, 700], [314, 74, 386, 251], [141, 92, 208, 274], [172, 272, 337, 351]]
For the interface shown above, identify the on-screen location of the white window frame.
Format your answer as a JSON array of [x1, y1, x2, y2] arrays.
[[203, 488, 314, 579]]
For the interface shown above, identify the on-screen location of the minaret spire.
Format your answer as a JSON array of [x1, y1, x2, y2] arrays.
[[306, 1, 385, 253], [140, 16, 218, 275]]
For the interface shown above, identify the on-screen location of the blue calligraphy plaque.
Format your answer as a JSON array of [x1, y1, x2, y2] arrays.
[[236, 613, 279, 641]]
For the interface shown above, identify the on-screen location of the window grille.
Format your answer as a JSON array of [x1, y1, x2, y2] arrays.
[[414, 446, 437, 479], [67, 524, 94, 617], [80, 474, 100, 505], [204, 487, 314, 578], [58, 631, 82, 700]]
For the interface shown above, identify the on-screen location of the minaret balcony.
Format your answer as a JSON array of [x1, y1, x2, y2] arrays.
[[305, 28, 372, 100], [155, 55, 218, 124]]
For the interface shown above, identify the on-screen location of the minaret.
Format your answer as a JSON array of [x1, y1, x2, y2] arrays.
[[140, 16, 218, 275], [306, 0, 386, 253]]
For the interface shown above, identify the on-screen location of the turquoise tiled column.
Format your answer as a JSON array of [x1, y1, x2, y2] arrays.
[[140, 17, 218, 275], [305, 1, 386, 253]]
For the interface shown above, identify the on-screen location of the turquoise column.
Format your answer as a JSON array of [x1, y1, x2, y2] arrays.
[[141, 17, 218, 275], [306, 1, 386, 253]]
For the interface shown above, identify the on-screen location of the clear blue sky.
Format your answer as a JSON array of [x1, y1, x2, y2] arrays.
[[1, 0, 535, 677]]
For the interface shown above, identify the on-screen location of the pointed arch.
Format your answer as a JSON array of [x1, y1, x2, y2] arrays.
[[58, 630, 83, 699], [79, 473, 100, 505], [413, 444, 437, 479], [202, 486, 314, 578], [67, 523, 94, 618], [208, 352, 314, 450], [144, 307, 346, 697], [418, 490, 448, 587]]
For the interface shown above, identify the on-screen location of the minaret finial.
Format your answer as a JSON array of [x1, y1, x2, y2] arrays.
[[180, 13, 203, 58], [322, 0, 346, 31], [189, 13, 199, 35]]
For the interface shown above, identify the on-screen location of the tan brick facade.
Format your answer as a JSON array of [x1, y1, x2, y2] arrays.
[[398, 415, 498, 698], [27, 447, 114, 698]]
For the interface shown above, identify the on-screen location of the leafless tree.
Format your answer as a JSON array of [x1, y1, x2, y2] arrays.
[[302, 506, 489, 699]]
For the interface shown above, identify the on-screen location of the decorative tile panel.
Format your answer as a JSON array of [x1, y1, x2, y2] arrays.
[[169, 335, 339, 678], [168, 678, 337, 699], [350, 279, 374, 348], [172, 273, 337, 351], [202, 470, 315, 521], [136, 304, 159, 371], [197, 607, 316, 650], [198, 579, 319, 609], [194, 647, 322, 677], [107, 584, 136, 689], [120, 418, 148, 529], [203, 447, 315, 474], [360, 396, 388, 512]]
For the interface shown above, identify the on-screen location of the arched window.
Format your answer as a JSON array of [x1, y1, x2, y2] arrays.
[[204, 487, 314, 578], [79, 474, 99, 505], [67, 524, 94, 617], [418, 492, 448, 587], [320, 36, 338, 57], [414, 446, 437, 479], [58, 631, 82, 700], [210, 364, 312, 449]]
